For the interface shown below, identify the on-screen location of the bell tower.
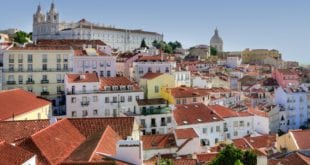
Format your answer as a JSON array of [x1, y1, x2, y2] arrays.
[[33, 3, 46, 41]]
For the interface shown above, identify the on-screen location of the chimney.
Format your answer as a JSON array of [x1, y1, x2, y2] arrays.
[[49, 117, 57, 125], [80, 74, 86, 80]]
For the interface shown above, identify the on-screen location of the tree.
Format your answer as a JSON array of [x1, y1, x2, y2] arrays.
[[158, 158, 173, 165], [210, 46, 218, 56], [140, 38, 148, 48], [13, 31, 31, 44], [152, 40, 183, 53], [210, 144, 257, 165]]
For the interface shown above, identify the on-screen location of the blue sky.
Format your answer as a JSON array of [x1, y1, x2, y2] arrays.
[[1, 0, 310, 64]]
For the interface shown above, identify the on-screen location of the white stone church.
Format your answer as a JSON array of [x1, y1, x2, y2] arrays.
[[32, 2, 163, 52]]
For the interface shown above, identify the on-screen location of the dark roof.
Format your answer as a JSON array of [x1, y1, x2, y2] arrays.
[[0, 141, 34, 165]]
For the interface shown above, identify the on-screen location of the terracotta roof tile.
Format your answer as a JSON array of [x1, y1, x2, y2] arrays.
[[140, 72, 163, 79], [269, 151, 310, 165], [67, 117, 135, 139], [100, 77, 133, 87], [36, 39, 106, 47], [173, 103, 223, 126], [208, 105, 253, 118], [0, 141, 34, 165], [136, 55, 167, 62], [0, 120, 50, 145], [0, 89, 51, 121], [291, 129, 310, 150], [244, 134, 276, 149], [175, 128, 198, 139], [141, 134, 176, 150], [67, 73, 99, 83], [196, 153, 218, 163], [31, 119, 86, 165]]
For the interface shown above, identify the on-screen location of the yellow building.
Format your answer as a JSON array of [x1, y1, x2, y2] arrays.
[[139, 73, 175, 99], [2, 45, 73, 100], [242, 48, 282, 64], [276, 129, 310, 152], [0, 89, 51, 121]]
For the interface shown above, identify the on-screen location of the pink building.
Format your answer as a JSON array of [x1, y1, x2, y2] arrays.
[[273, 69, 299, 88]]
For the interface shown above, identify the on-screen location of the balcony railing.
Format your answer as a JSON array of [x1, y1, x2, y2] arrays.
[[81, 101, 90, 107], [141, 107, 170, 116], [41, 80, 49, 84], [6, 81, 16, 85], [26, 80, 35, 84], [41, 91, 50, 96], [3, 68, 73, 73]]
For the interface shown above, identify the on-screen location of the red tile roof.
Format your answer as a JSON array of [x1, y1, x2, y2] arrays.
[[164, 87, 231, 98], [141, 134, 176, 150], [92, 125, 122, 158], [141, 72, 163, 79], [67, 117, 135, 139], [0, 141, 34, 165], [232, 134, 276, 150], [31, 119, 86, 165], [208, 105, 253, 118], [67, 73, 99, 83], [269, 152, 310, 165], [173, 103, 223, 126], [196, 153, 218, 163], [0, 89, 51, 120], [291, 129, 310, 150], [100, 76, 133, 87], [36, 39, 106, 47], [174, 128, 198, 139], [277, 69, 297, 75], [0, 120, 50, 145]]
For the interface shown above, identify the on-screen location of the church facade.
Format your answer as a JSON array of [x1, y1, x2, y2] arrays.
[[32, 3, 163, 52]]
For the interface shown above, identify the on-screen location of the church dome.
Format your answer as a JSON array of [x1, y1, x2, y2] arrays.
[[210, 28, 223, 44]]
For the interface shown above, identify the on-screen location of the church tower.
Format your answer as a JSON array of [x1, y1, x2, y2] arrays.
[[210, 28, 224, 52], [46, 2, 60, 35], [33, 4, 46, 41]]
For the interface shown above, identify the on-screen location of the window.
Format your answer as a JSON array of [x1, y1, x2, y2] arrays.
[[28, 64, 33, 71], [63, 64, 68, 70], [27, 54, 33, 63], [128, 96, 132, 102], [93, 96, 98, 102], [92, 61, 97, 69], [18, 54, 23, 63], [234, 131, 238, 136], [57, 54, 61, 62], [107, 71, 111, 77], [247, 122, 250, 126], [18, 75, 23, 84], [42, 64, 47, 71], [93, 109, 98, 116], [216, 126, 220, 132], [57, 85, 62, 93], [120, 96, 125, 102], [27, 86, 33, 92], [193, 97, 197, 102], [165, 67, 169, 73], [234, 121, 238, 127], [42, 54, 48, 63], [42, 75, 48, 80], [105, 97, 109, 103], [215, 138, 219, 144], [9, 64, 14, 71], [63, 55, 68, 62], [72, 111, 77, 117], [155, 86, 159, 93], [82, 110, 88, 117], [203, 128, 207, 134], [211, 127, 213, 133], [57, 64, 61, 71], [167, 117, 171, 123], [176, 99, 181, 104], [105, 109, 110, 116], [182, 99, 187, 104], [71, 97, 76, 103], [18, 64, 23, 71], [113, 96, 117, 103], [82, 85, 86, 92], [9, 54, 14, 63], [239, 121, 244, 127]]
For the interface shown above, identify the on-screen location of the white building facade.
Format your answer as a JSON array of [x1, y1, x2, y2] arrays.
[[32, 3, 163, 52], [65, 73, 144, 118]]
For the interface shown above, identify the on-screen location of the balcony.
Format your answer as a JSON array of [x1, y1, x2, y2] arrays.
[[57, 59, 61, 63], [6, 81, 16, 85], [26, 80, 35, 84], [81, 101, 90, 107], [41, 80, 49, 84], [9, 59, 14, 63], [41, 91, 50, 96], [141, 107, 171, 116], [224, 127, 228, 132], [3, 68, 73, 73]]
